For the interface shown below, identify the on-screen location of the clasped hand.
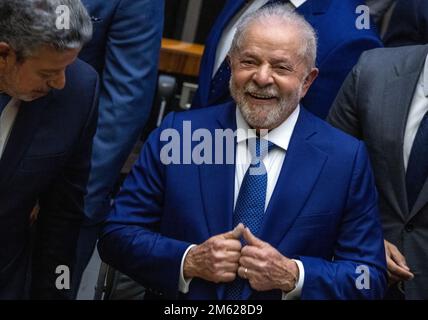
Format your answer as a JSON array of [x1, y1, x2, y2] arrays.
[[184, 223, 299, 293]]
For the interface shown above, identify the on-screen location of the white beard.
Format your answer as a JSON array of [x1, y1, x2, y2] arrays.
[[230, 77, 301, 130]]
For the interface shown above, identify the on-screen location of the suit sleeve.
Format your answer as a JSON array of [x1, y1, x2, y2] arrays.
[[303, 37, 382, 119], [297, 142, 387, 299], [30, 75, 100, 299], [98, 112, 192, 299], [326, 54, 364, 139], [84, 0, 164, 223]]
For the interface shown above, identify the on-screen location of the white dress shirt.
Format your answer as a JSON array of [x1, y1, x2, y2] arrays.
[[179, 106, 305, 299], [213, 0, 307, 76], [403, 53, 428, 170], [0, 97, 20, 158]]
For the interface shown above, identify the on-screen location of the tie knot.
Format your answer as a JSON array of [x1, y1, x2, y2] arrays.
[[248, 138, 276, 164]]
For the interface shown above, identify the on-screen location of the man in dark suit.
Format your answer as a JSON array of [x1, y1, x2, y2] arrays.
[[328, 45, 428, 299], [192, 0, 383, 119], [383, 0, 428, 47], [0, 0, 98, 299], [72, 0, 164, 297], [98, 5, 387, 300]]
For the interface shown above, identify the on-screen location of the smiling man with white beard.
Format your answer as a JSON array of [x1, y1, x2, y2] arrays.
[[98, 4, 387, 300]]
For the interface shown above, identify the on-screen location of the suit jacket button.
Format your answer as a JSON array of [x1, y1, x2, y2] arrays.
[[405, 224, 414, 232]]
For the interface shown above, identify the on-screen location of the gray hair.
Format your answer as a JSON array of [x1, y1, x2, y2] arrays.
[[229, 4, 318, 70], [0, 0, 92, 61]]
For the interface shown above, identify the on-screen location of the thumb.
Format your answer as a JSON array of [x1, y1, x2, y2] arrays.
[[223, 223, 245, 240], [243, 227, 264, 247]]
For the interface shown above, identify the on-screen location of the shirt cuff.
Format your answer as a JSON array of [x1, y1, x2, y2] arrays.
[[179, 244, 197, 294], [282, 259, 304, 300]]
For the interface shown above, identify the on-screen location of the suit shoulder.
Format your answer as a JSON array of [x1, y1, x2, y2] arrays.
[[49, 59, 99, 120], [66, 59, 98, 85], [305, 110, 361, 155], [172, 103, 233, 125], [358, 45, 428, 67], [57, 59, 99, 104]]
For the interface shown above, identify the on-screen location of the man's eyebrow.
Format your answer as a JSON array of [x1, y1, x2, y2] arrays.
[[239, 50, 260, 57], [270, 57, 292, 65]]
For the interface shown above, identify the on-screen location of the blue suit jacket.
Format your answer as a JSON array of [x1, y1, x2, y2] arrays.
[[79, 0, 164, 223], [99, 102, 387, 300], [0, 60, 99, 299], [192, 0, 383, 119]]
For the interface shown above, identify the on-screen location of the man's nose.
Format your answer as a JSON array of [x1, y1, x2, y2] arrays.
[[48, 71, 66, 90], [252, 64, 274, 87]]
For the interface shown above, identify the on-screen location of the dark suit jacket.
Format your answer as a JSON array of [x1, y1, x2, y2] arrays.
[[0, 59, 99, 299], [328, 45, 428, 299], [384, 0, 428, 47], [98, 102, 387, 300], [192, 0, 383, 119]]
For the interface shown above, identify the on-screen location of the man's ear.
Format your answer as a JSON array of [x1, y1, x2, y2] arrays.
[[300, 67, 319, 98], [226, 54, 233, 68]]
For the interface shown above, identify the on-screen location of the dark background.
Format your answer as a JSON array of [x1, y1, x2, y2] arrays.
[[164, 0, 227, 44]]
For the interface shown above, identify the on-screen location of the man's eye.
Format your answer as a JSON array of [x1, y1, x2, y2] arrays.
[[241, 60, 255, 66], [275, 65, 293, 73]]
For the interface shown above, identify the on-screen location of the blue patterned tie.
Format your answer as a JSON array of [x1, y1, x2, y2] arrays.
[[209, 0, 289, 106], [406, 111, 428, 211], [225, 138, 276, 300]]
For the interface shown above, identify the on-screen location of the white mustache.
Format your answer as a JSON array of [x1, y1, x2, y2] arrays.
[[244, 82, 279, 98]]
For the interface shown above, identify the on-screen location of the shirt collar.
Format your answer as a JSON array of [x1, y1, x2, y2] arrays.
[[0, 93, 12, 111], [235, 104, 300, 151], [423, 53, 428, 97], [290, 0, 307, 8]]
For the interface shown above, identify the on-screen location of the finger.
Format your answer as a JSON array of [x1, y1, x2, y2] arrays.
[[223, 223, 245, 240], [239, 256, 262, 271], [237, 266, 250, 279], [387, 258, 414, 280], [221, 262, 239, 273], [243, 227, 265, 247], [219, 272, 238, 283], [389, 245, 410, 271], [223, 239, 242, 252], [237, 266, 259, 283], [241, 245, 260, 258], [224, 250, 241, 263]]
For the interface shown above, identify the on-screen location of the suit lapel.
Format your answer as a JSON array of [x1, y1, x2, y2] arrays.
[[199, 102, 237, 237], [0, 96, 48, 187], [197, 102, 237, 300], [260, 110, 327, 245], [241, 109, 328, 300], [198, 0, 248, 105], [382, 76, 416, 219], [410, 54, 428, 218], [411, 175, 428, 219], [382, 47, 428, 219]]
